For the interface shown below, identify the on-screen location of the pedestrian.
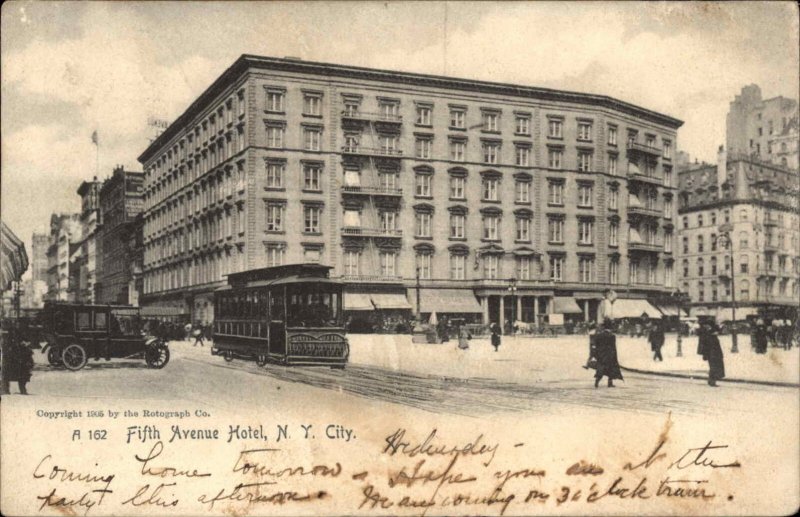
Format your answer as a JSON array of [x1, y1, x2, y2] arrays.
[[597, 289, 617, 322], [490, 322, 501, 352], [192, 322, 204, 347], [753, 319, 768, 354], [584, 321, 598, 370], [457, 325, 470, 350], [591, 318, 623, 388], [697, 321, 725, 387], [4, 340, 33, 395], [648, 320, 665, 362], [204, 323, 213, 343]]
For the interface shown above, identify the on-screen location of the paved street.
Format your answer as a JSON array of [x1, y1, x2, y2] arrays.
[[16, 334, 798, 421]]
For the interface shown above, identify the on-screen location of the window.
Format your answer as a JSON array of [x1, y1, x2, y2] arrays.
[[450, 139, 466, 161], [303, 93, 322, 116], [548, 149, 563, 169], [682, 259, 690, 277], [739, 232, 748, 249], [579, 219, 594, 244], [450, 254, 466, 279], [739, 208, 748, 221], [609, 222, 618, 246], [710, 233, 717, 251], [482, 111, 499, 132], [415, 138, 432, 159], [343, 250, 360, 276], [548, 218, 564, 243], [380, 211, 397, 231], [380, 251, 396, 277], [266, 124, 284, 148], [515, 145, 530, 166], [682, 216, 689, 229], [578, 184, 593, 207], [450, 176, 465, 199], [629, 260, 639, 284], [483, 215, 500, 240], [266, 89, 284, 112], [548, 119, 563, 138], [515, 115, 530, 135], [237, 90, 245, 116], [415, 105, 432, 126], [266, 204, 284, 231], [483, 255, 500, 279], [379, 134, 398, 153], [416, 252, 432, 279], [608, 126, 617, 145], [303, 205, 322, 233], [724, 209, 730, 223], [664, 231, 672, 252], [697, 281, 705, 302], [515, 180, 530, 203], [450, 214, 465, 238], [579, 256, 595, 282], [265, 161, 284, 188], [483, 142, 500, 164], [482, 178, 499, 201], [740, 255, 748, 274], [664, 198, 673, 218], [344, 134, 359, 153], [517, 257, 532, 280], [449, 108, 466, 129], [609, 259, 619, 284], [578, 152, 592, 172], [237, 206, 245, 234], [550, 256, 564, 281], [697, 258, 704, 276], [608, 155, 618, 175], [664, 167, 672, 187], [343, 101, 359, 117], [665, 263, 674, 288], [303, 127, 321, 151], [237, 126, 245, 153], [740, 280, 750, 301], [303, 163, 322, 191], [516, 217, 531, 241], [578, 122, 593, 141], [711, 256, 717, 275], [266, 245, 285, 267], [663, 140, 672, 159], [697, 235, 704, 253], [415, 212, 432, 237], [608, 188, 619, 210], [548, 181, 564, 205], [415, 173, 432, 197]]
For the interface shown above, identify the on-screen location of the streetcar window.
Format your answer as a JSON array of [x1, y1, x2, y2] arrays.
[[286, 287, 341, 327], [270, 291, 285, 321], [95, 311, 108, 329]]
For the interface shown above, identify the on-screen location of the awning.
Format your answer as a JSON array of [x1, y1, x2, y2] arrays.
[[716, 307, 757, 322], [655, 304, 680, 316], [140, 306, 188, 317], [612, 299, 662, 318], [1, 222, 28, 290], [553, 297, 583, 314], [418, 288, 482, 313], [344, 293, 373, 311], [575, 293, 603, 300], [370, 293, 412, 310]]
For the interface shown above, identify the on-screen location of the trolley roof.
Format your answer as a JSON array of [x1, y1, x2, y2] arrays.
[[223, 263, 338, 289]]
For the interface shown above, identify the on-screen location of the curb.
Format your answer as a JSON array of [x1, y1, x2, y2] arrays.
[[620, 365, 800, 388]]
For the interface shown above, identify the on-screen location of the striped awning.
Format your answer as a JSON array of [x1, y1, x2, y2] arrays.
[[613, 299, 662, 318], [1, 222, 28, 290], [344, 293, 373, 311], [553, 297, 583, 314], [371, 293, 412, 310]]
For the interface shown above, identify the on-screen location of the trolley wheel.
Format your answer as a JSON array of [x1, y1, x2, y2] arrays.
[[255, 354, 268, 367], [47, 348, 63, 366], [62, 344, 88, 371], [145, 343, 170, 369], [224, 352, 234, 362]]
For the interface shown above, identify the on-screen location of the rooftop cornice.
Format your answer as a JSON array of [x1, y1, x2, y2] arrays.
[[139, 54, 684, 163]]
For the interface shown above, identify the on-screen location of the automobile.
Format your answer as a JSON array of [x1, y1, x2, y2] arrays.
[[39, 302, 170, 371]]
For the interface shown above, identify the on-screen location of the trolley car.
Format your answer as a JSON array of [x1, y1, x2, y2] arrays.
[[211, 264, 349, 368]]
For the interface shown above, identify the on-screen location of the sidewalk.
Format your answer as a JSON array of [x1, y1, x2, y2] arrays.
[[619, 333, 800, 386]]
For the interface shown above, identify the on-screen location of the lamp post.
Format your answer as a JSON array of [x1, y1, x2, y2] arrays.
[[717, 232, 739, 353], [675, 289, 684, 357], [415, 266, 421, 321], [508, 277, 518, 335]]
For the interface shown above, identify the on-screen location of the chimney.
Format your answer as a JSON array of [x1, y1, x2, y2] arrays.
[[717, 145, 727, 186]]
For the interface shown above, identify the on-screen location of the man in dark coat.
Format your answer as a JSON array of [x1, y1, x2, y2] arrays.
[[648, 321, 666, 361], [753, 320, 768, 354], [591, 318, 623, 388], [697, 322, 725, 387], [490, 323, 501, 352], [4, 341, 34, 395]]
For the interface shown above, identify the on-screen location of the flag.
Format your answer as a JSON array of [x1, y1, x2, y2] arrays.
[[91, 130, 99, 145]]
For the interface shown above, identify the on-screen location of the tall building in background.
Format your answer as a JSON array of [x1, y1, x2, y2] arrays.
[[30, 233, 49, 285], [75, 179, 103, 303], [138, 55, 683, 326], [45, 213, 81, 301], [726, 84, 799, 166], [677, 146, 799, 320], [96, 166, 145, 304]]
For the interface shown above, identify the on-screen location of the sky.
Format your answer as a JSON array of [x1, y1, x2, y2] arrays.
[[1, 1, 798, 254]]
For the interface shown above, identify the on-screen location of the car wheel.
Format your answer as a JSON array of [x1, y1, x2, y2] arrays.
[[145, 344, 170, 369], [62, 344, 87, 371]]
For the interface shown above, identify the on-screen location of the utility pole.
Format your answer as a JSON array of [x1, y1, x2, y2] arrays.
[[415, 266, 421, 321], [718, 232, 738, 353]]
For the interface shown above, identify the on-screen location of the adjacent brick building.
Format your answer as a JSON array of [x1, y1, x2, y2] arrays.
[[138, 55, 683, 326]]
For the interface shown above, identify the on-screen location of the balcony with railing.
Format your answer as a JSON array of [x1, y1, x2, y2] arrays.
[[341, 110, 402, 124], [341, 145, 403, 158], [628, 241, 662, 253], [627, 172, 663, 186], [341, 185, 403, 197], [341, 227, 403, 238], [627, 141, 662, 158], [627, 205, 661, 218]]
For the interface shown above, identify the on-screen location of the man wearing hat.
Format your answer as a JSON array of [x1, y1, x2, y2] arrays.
[[697, 320, 725, 387], [590, 318, 623, 388]]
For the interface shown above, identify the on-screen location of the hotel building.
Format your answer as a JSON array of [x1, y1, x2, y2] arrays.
[[138, 55, 683, 325]]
